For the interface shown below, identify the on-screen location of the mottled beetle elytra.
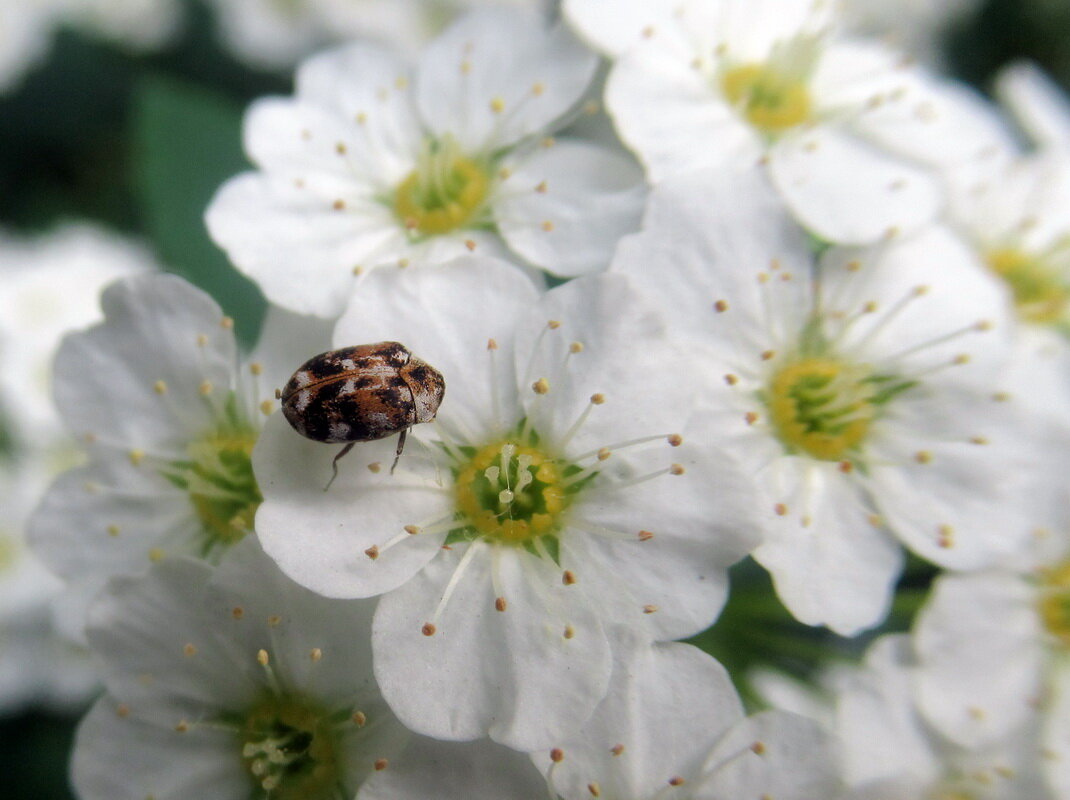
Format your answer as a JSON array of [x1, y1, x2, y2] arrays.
[[280, 342, 445, 489]]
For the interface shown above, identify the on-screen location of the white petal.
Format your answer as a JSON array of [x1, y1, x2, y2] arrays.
[[1044, 664, 1070, 798], [996, 61, 1070, 151], [86, 558, 259, 715], [358, 737, 546, 800], [611, 166, 813, 358], [768, 127, 942, 244], [834, 635, 940, 787], [752, 460, 904, 635], [564, 414, 761, 641], [253, 413, 451, 599], [205, 172, 402, 318], [293, 43, 422, 179], [416, 9, 598, 153], [372, 543, 612, 751], [72, 696, 250, 800], [913, 571, 1045, 749], [819, 225, 1011, 376], [606, 45, 760, 182], [517, 273, 694, 448], [249, 304, 334, 400], [693, 711, 841, 800], [533, 638, 743, 800], [495, 139, 645, 277], [53, 274, 235, 449], [562, 0, 677, 57], [334, 256, 538, 440]]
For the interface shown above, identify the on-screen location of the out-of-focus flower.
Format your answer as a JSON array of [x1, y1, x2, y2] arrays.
[[29, 274, 329, 640], [838, 0, 982, 68], [71, 537, 410, 800], [253, 257, 760, 749], [564, 0, 1007, 244], [207, 8, 645, 317]]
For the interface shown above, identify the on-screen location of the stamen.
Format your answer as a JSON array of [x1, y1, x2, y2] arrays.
[[880, 321, 992, 363], [430, 541, 484, 626], [572, 433, 678, 462], [598, 464, 683, 492]]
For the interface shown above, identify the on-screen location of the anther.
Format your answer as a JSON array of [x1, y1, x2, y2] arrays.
[[221, 317, 234, 330], [310, 648, 322, 662], [353, 711, 367, 727], [422, 623, 436, 636], [611, 744, 624, 756], [259, 400, 273, 416], [953, 354, 971, 365], [368, 462, 382, 473], [542, 220, 555, 232], [975, 320, 994, 331], [915, 451, 933, 464], [183, 643, 197, 657], [563, 625, 575, 639], [128, 449, 145, 466], [490, 97, 505, 113], [153, 380, 167, 394], [535, 181, 548, 193], [970, 436, 989, 445], [714, 300, 729, 312], [669, 464, 685, 475], [199, 380, 213, 396], [532, 378, 550, 394], [404, 525, 420, 535], [643, 605, 659, 614], [751, 741, 766, 755], [495, 597, 507, 612], [588, 782, 601, 797], [590, 393, 605, 404], [774, 503, 788, 516], [365, 545, 380, 560], [667, 434, 683, 446], [938, 524, 955, 548], [838, 461, 853, 473], [374, 759, 389, 771], [116, 704, 129, 718], [744, 412, 759, 425], [562, 570, 577, 585], [465, 240, 477, 251], [274, 388, 282, 399], [107, 525, 120, 537], [638, 530, 654, 541], [175, 720, 189, 732], [487, 338, 498, 350], [335, 142, 347, 155], [724, 373, 739, 385], [597, 448, 611, 461], [761, 350, 775, 361], [257, 650, 270, 666], [669, 776, 686, 786], [232, 607, 244, 619], [569, 341, 584, 353], [551, 748, 565, 763], [332, 199, 346, 211]]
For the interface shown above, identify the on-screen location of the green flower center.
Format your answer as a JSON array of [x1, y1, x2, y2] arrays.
[[987, 248, 1070, 326], [393, 138, 491, 236], [766, 357, 877, 461], [1039, 560, 1070, 648], [162, 395, 261, 556], [239, 694, 343, 800], [448, 425, 592, 551], [721, 62, 813, 133]]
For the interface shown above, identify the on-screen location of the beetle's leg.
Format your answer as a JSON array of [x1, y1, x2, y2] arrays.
[[390, 428, 409, 475], [324, 442, 356, 491]]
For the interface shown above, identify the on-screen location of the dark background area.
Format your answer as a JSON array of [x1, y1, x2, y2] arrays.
[[1, 0, 1067, 797]]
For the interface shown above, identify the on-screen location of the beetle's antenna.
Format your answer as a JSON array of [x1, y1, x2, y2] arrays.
[[390, 429, 408, 474], [325, 442, 356, 491]]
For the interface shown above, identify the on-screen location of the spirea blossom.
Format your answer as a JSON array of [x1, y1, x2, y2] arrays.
[[611, 167, 1033, 634], [207, 8, 644, 317], [253, 257, 760, 749]]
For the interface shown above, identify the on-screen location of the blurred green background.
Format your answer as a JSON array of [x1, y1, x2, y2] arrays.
[[1, 0, 1068, 797]]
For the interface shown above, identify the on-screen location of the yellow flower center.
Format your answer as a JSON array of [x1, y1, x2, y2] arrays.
[[767, 357, 876, 461], [163, 408, 261, 554], [239, 694, 342, 800], [987, 248, 1070, 325], [721, 63, 813, 133], [393, 139, 491, 236], [1039, 560, 1070, 648], [452, 438, 576, 547]]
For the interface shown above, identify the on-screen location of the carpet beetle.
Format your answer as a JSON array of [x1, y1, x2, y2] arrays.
[[280, 342, 445, 486]]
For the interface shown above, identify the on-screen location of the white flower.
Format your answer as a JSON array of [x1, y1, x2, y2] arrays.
[[71, 537, 409, 800], [28, 273, 330, 640], [206, 8, 645, 317], [911, 529, 1070, 798], [564, 0, 1008, 244], [253, 257, 760, 749], [836, 635, 1053, 799], [611, 168, 1030, 635], [205, 0, 550, 70], [0, 223, 155, 442], [61, 0, 182, 51], [359, 637, 842, 799]]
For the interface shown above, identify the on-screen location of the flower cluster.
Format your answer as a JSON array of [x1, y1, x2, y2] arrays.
[[15, 2, 1070, 798]]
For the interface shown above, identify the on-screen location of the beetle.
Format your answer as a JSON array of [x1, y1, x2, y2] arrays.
[[279, 342, 445, 488]]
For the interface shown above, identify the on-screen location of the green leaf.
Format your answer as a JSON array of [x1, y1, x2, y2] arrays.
[[132, 75, 264, 347]]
